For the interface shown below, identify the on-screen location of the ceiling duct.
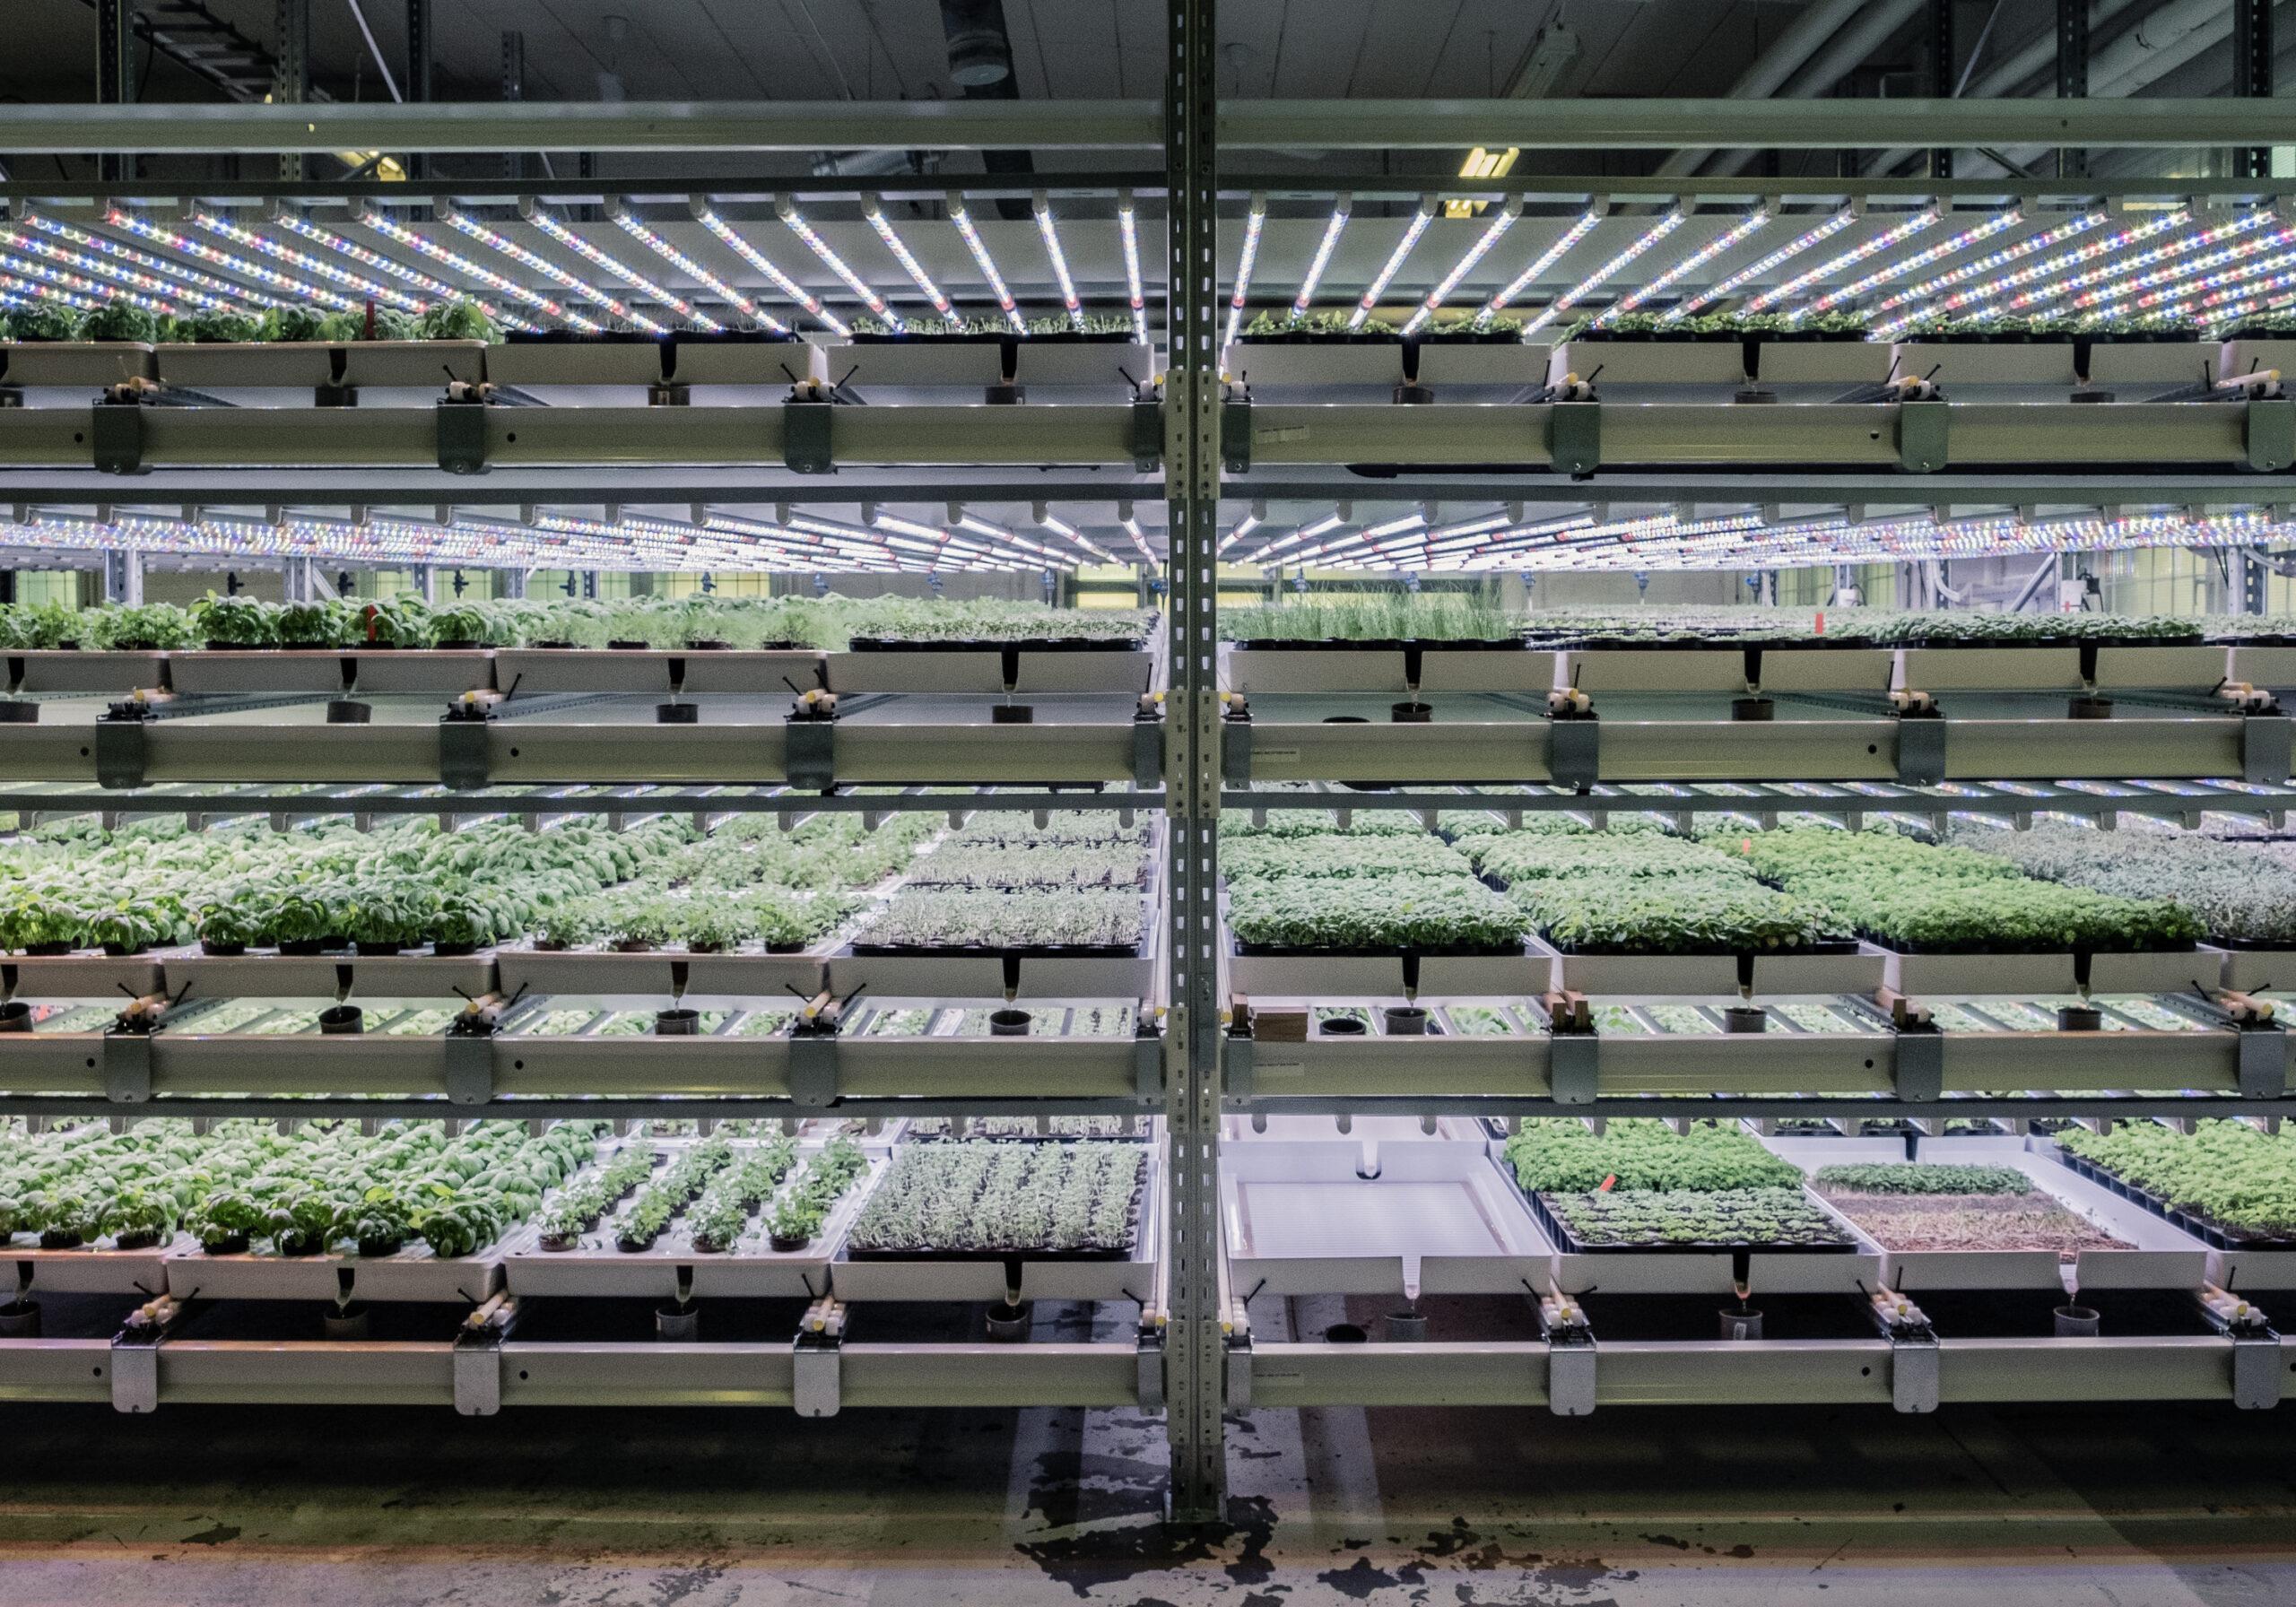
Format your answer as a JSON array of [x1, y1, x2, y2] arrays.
[[940, 0, 1033, 218]]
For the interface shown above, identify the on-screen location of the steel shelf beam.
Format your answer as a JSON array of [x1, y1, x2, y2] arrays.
[[1247, 1335, 2279, 1409], [0, 98, 2284, 157]]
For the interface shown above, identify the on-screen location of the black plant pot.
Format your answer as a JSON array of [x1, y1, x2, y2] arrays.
[[989, 1007, 1033, 1037], [318, 1004, 363, 1035], [656, 701, 698, 725], [656, 1007, 701, 1036], [1381, 1005, 1429, 1035], [0, 1299, 39, 1338], [202, 1233, 249, 1256], [2057, 1004, 2104, 1032], [1390, 701, 1434, 723], [1722, 1006, 1768, 1034], [0, 1001, 31, 1034], [326, 699, 371, 725], [1319, 1016, 1369, 1037], [0, 701, 39, 724], [769, 1231, 812, 1253]]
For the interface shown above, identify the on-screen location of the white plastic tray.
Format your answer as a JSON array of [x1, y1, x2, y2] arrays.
[[1222, 1134, 1552, 1298], [161, 1239, 506, 1303], [0, 1232, 183, 1295], [823, 648, 1153, 696], [1877, 946, 2214, 996], [1530, 936, 1883, 999], [1765, 1134, 2210, 1293]]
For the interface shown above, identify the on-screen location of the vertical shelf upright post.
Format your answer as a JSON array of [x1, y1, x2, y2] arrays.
[[1164, 0, 1226, 1525]]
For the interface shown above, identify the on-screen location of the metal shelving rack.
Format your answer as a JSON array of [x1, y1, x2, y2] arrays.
[[6, 28, 2296, 1520]]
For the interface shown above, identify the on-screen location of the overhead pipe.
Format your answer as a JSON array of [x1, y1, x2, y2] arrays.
[[1701, 0, 1928, 179], [1653, 0, 1872, 178]]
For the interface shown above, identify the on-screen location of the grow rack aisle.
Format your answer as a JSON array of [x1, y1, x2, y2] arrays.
[[8, 39, 2296, 1531]]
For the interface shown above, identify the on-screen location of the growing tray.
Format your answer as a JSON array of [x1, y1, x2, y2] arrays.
[[1888, 340, 2079, 389], [166, 946, 500, 1000], [2084, 339, 2222, 387], [151, 339, 485, 392], [483, 337, 819, 390], [2199, 942, 2295, 995], [1765, 1134, 2209, 1292], [1528, 935, 1881, 999], [1226, 940, 1540, 1000], [0, 950, 165, 998], [1522, 1186, 1861, 1259], [496, 945, 828, 1003], [828, 1152, 1159, 1303], [1222, 339, 1549, 397], [492, 647, 826, 696], [2229, 644, 2296, 690], [823, 647, 1153, 696], [11, 649, 166, 693], [1221, 1134, 1555, 1298], [1874, 943, 2213, 997], [1546, 339, 1744, 391], [822, 337, 1151, 391], [1222, 644, 1552, 696], [0, 341, 157, 388], [161, 1238, 507, 1303], [500, 1144, 885, 1300], [0, 1231, 186, 1295], [827, 942, 1155, 1002]]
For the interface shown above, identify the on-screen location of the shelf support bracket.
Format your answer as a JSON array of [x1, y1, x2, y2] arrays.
[[1539, 1292, 1595, 1417], [109, 1294, 185, 1415], [1547, 403, 1600, 476], [784, 717, 836, 792], [435, 399, 489, 474], [1897, 399, 1948, 473], [93, 716, 149, 790], [794, 1297, 846, 1417], [2245, 713, 2292, 785], [454, 1292, 517, 1415], [91, 401, 147, 475], [2247, 397, 2295, 473], [782, 398, 835, 475], [788, 1029, 840, 1108], [101, 1026, 153, 1105], [438, 715, 492, 790]]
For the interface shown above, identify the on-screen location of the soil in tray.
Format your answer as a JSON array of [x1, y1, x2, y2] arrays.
[[1527, 1187, 1858, 1255], [848, 941, 1142, 959], [1538, 937, 1863, 960], [1231, 939, 1526, 959], [843, 636, 1144, 653], [1812, 1185, 2131, 1258]]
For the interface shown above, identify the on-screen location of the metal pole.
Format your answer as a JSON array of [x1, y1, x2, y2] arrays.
[[2237, 0, 2274, 182], [1926, 0, 1954, 180], [502, 31, 526, 185], [405, 0, 433, 180], [1164, 0, 1224, 1526], [96, 0, 135, 186], [274, 0, 309, 183], [2056, 0, 2088, 180]]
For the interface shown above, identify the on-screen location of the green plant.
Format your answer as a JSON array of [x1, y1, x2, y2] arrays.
[[1503, 1118, 1802, 1194], [189, 595, 279, 647], [76, 300, 160, 343], [171, 308, 264, 343], [316, 305, 419, 342], [2059, 1121, 2296, 1239], [86, 603, 196, 651], [263, 305, 330, 343], [1810, 1162, 2030, 1195], [416, 298, 499, 343], [1225, 874, 1526, 951], [277, 599, 359, 647]]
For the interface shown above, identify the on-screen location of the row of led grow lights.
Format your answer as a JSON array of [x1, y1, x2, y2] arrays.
[[0, 503, 1141, 574], [1279, 506, 2281, 573], [1219, 195, 2296, 337], [0, 195, 1146, 341]]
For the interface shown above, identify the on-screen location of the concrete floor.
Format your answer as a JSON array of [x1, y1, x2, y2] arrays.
[[2, 1303, 2292, 1606]]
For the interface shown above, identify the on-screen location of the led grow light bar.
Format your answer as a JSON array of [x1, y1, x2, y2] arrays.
[[1524, 209, 1684, 334], [0, 228, 208, 315], [1118, 193, 1148, 343], [1118, 511, 1157, 565], [445, 207, 661, 332], [1978, 209, 2245, 317], [946, 196, 1024, 335], [1033, 193, 1085, 331], [954, 514, 1082, 569], [610, 209, 786, 334], [1601, 207, 1770, 321], [1873, 208, 2188, 335], [0, 267, 97, 315], [188, 210, 426, 313], [701, 509, 909, 571], [779, 199, 895, 328], [1241, 511, 1348, 563], [1743, 209, 1937, 314], [1328, 514, 1598, 569], [1292, 197, 1351, 316], [1037, 509, 1119, 565], [526, 206, 716, 330], [692, 206, 848, 335], [1403, 195, 1520, 335], [358, 208, 593, 330], [107, 210, 356, 310], [1483, 208, 1600, 317], [1798, 208, 2021, 317], [1665, 208, 1853, 321], [23, 212, 267, 310], [2048, 213, 2295, 317], [2148, 248, 2296, 320], [274, 212, 471, 308], [1871, 211, 2105, 317], [1351, 197, 1435, 330], [801, 512, 1023, 570], [0, 243, 179, 315], [863, 198, 952, 319], [1224, 194, 1267, 348]]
